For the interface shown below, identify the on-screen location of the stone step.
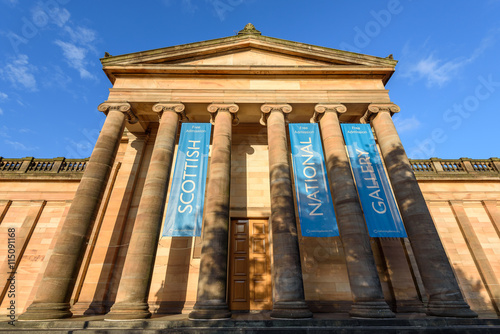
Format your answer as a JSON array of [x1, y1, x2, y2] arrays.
[[2, 317, 500, 334]]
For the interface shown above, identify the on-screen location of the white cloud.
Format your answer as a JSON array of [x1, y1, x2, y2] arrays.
[[54, 40, 94, 79], [1, 54, 38, 91], [393, 115, 421, 133], [405, 54, 466, 87], [401, 31, 498, 88], [65, 26, 96, 46], [0, 92, 8, 101], [5, 139, 38, 151], [31, 5, 70, 28], [54, 25, 98, 79], [0, 107, 3, 115]]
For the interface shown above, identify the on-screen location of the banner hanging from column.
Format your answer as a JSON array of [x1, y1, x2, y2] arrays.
[[162, 123, 211, 237], [289, 123, 339, 237], [341, 123, 406, 237]]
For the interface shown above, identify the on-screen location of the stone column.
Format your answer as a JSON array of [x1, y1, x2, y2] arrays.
[[189, 103, 238, 320], [19, 102, 133, 320], [314, 103, 394, 318], [363, 103, 477, 318], [260, 103, 312, 319], [106, 103, 184, 320]]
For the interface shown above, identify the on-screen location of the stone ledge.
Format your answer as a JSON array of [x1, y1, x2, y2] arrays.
[[414, 173, 500, 181], [0, 173, 83, 181], [2, 314, 500, 333]]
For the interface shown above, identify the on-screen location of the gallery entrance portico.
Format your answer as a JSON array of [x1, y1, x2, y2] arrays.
[[16, 24, 479, 323]]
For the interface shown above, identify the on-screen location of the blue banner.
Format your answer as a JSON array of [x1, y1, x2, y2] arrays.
[[289, 123, 339, 237], [341, 124, 406, 237], [162, 123, 211, 237]]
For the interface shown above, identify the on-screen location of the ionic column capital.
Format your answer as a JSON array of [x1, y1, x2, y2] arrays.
[[207, 103, 239, 125], [152, 102, 187, 121], [260, 103, 292, 126], [98, 101, 138, 124], [311, 103, 347, 123], [360, 103, 400, 124]]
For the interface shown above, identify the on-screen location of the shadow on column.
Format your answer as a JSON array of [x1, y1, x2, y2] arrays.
[[94, 136, 154, 314], [154, 237, 193, 314], [83, 138, 147, 315], [322, 153, 394, 318], [382, 145, 476, 317], [189, 200, 232, 319]]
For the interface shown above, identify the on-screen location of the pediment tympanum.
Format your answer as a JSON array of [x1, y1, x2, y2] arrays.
[[101, 24, 397, 83]]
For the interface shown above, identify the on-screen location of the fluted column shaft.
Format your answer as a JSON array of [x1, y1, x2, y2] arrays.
[[20, 102, 130, 320], [316, 104, 394, 318], [367, 104, 476, 318], [261, 104, 312, 319], [106, 103, 183, 320], [189, 103, 237, 320]]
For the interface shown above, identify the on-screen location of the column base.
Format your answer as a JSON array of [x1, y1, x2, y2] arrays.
[[270, 301, 313, 319], [349, 301, 395, 318], [18, 302, 73, 321], [189, 301, 231, 320], [427, 300, 478, 318], [105, 302, 151, 320]]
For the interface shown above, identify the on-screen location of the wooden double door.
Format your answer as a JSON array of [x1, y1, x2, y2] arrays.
[[229, 219, 272, 311]]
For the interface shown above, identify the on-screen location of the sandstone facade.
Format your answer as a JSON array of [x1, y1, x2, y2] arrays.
[[1, 24, 498, 321]]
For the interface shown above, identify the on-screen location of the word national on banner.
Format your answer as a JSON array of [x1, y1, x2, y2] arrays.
[[289, 123, 339, 237]]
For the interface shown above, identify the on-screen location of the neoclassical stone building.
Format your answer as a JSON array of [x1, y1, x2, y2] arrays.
[[1, 24, 500, 327]]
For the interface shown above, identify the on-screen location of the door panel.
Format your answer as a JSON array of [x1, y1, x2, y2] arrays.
[[229, 219, 272, 311]]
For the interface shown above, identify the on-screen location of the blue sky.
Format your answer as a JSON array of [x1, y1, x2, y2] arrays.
[[0, 0, 499, 159]]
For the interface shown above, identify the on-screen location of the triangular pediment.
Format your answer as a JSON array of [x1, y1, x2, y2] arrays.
[[102, 33, 396, 68], [101, 24, 397, 84], [159, 49, 334, 66]]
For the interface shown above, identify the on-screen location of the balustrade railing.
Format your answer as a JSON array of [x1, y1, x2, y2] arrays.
[[0, 157, 89, 174], [411, 160, 434, 172], [0, 159, 24, 172], [60, 159, 87, 172], [409, 158, 500, 176], [470, 160, 497, 172]]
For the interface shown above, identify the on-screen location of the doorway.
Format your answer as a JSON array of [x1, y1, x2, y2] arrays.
[[229, 219, 272, 311]]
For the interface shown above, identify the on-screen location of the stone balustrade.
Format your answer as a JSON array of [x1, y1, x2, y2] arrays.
[[0, 157, 88, 176], [410, 158, 500, 177]]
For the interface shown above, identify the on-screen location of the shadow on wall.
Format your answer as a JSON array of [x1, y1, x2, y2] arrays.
[[453, 267, 499, 318], [154, 237, 193, 314]]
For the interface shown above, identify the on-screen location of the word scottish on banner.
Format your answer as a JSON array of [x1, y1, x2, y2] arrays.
[[341, 123, 406, 237], [289, 123, 339, 237], [162, 123, 211, 237]]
